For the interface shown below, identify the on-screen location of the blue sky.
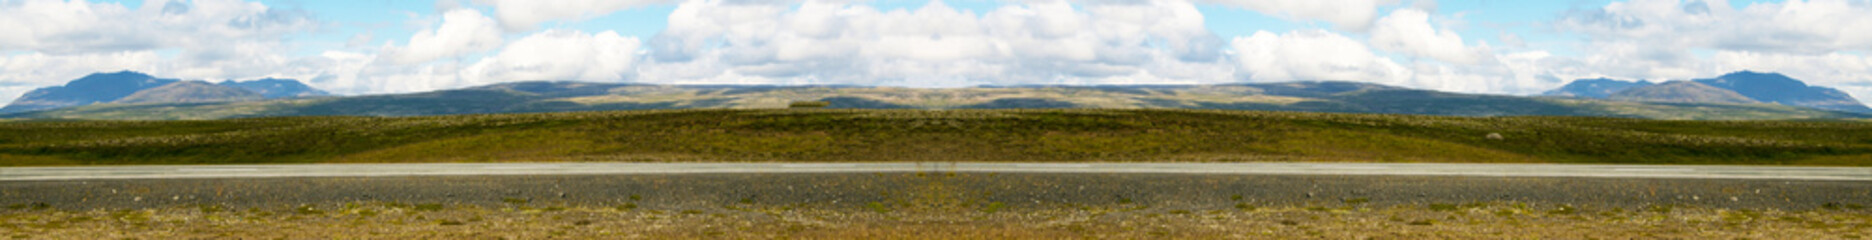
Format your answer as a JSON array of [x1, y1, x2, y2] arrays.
[[3, 0, 1872, 105]]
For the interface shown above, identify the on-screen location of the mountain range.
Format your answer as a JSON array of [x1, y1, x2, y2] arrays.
[[2, 71, 1868, 120], [1544, 71, 1871, 113], [0, 71, 329, 113]]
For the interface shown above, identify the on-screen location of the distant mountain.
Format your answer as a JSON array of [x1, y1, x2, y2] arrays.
[[466, 81, 636, 97], [7, 80, 1866, 121], [114, 81, 262, 104], [218, 78, 329, 99], [1609, 81, 1758, 104], [1, 72, 332, 114], [1692, 71, 1872, 113], [957, 98, 1080, 109], [1244, 81, 1406, 98], [1544, 71, 1870, 113], [0, 71, 178, 113], [818, 96, 917, 109], [1542, 78, 1653, 98]]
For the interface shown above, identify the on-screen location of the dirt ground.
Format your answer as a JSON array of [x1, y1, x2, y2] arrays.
[[3, 201, 1868, 239]]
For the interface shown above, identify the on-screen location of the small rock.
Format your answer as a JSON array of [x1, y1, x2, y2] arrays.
[[1485, 133, 1505, 140]]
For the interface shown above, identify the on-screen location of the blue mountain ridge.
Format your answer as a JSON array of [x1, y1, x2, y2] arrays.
[[2, 71, 327, 114], [1545, 71, 1869, 113]]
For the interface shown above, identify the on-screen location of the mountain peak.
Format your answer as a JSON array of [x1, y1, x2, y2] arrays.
[[218, 78, 331, 99], [113, 80, 262, 104], [1610, 81, 1757, 104], [1704, 71, 1806, 88], [1694, 71, 1867, 112], [1540, 71, 1869, 113], [1541, 77, 1654, 98], [1, 71, 182, 113]]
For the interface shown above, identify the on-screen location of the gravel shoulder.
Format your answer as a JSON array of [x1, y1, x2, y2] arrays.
[[4, 172, 1866, 211], [2, 172, 1869, 239]]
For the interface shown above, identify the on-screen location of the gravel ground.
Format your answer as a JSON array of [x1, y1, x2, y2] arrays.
[[3, 172, 1869, 239], [2, 172, 1868, 211]]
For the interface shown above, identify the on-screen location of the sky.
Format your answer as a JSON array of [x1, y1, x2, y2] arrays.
[[4, 0, 1872, 106]]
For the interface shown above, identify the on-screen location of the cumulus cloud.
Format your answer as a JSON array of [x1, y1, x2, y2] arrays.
[[1229, 30, 1408, 84], [1229, 28, 1561, 95], [1558, 0, 1872, 55], [1370, 9, 1489, 64], [463, 30, 645, 85], [1199, 0, 1400, 30], [473, 0, 672, 30], [0, 0, 316, 54], [638, 0, 1233, 86], [379, 9, 505, 65]]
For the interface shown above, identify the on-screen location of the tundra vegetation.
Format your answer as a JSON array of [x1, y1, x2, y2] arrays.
[[1, 201, 1866, 239], [1, 109, 1868, 166]]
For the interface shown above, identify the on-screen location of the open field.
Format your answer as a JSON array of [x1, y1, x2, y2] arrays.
[[6, 201, 1867, 239], [3, 109, 1871, 166]]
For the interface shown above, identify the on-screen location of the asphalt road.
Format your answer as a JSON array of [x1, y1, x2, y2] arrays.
[[4, 162, 1869, 181], [4, 163, 1868, 211]]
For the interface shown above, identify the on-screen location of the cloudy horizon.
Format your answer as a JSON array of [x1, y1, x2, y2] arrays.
[[4, 0, 1872, 105]]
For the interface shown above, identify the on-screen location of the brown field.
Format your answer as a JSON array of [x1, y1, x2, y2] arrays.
[[3, 201, 1868, 239]]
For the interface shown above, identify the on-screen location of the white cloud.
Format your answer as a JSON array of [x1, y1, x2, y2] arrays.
[[0, 0, 316, 54], [1370, 9, 1488, 64], [473, 0, 671, 31], [379, 9, 504, 65], [1556, 0, 1872, 55], [462, 30, 645, 86], [1228, 30, 1409, 84], [638, 0, 1233, 86], [1199, 0, 1400, 30]]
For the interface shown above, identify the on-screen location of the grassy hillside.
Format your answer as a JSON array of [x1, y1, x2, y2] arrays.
[[112, 81, 263, 104], [2, 109, 1868, 166], [4, 82, 1866, 121], [1610, 81, 1757, 104]]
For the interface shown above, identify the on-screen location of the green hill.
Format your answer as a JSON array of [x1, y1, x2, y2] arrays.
[[4, 81, 1866, 121], [1, 109, 1868, 166], [113, 81, 263, 104], [1610, 81, 1758, 104]]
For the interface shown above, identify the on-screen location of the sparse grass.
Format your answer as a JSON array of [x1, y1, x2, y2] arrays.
[[1, 109, 1869, 166], [1, 201, 1865, 239]]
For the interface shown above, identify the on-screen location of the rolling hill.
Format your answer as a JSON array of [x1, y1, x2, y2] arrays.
[[1541, 78, 1653, 98], [4, 80, 1865, 121], [218, 78, 331, 99], [1608, 81, 1758, 104], [112, 81, 264, 104]]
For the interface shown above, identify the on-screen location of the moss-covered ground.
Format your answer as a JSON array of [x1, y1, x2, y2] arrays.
[[3, 109, 1870, 166]]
